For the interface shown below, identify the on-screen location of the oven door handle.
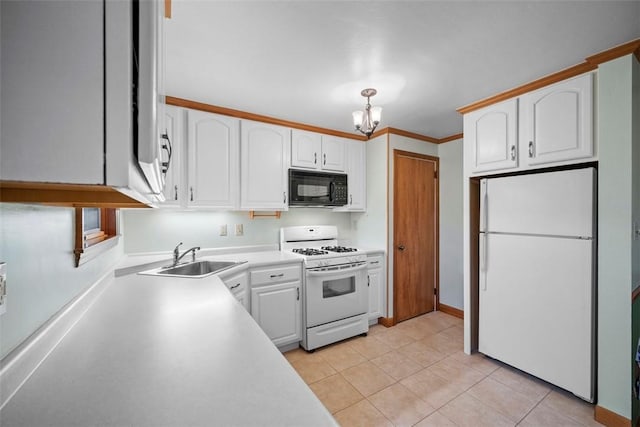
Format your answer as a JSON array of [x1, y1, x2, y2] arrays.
[[306, 262, 367, 275]]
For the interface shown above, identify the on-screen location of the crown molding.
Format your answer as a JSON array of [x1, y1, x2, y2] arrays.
[[458, 38, 640, 115]]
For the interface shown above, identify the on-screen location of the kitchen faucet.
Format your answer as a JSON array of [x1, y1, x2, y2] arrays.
[[172, 242, 201, 266]]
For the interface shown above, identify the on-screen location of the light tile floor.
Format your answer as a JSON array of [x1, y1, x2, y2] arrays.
[[284, 311, 602, 427]]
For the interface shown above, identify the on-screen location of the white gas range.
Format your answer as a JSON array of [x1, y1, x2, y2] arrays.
[[280, 225, 369, 351]]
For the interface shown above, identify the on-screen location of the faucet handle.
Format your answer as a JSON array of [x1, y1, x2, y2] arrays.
[[174, 242, 183, 252]]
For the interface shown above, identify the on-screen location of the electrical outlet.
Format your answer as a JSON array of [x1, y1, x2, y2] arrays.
[[235, 224, 243, 236], [219, 225, 228, 236], [0, 262, 6, 315]]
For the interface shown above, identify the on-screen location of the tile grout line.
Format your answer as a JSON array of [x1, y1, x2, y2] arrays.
[[514, 388, 553, 426]]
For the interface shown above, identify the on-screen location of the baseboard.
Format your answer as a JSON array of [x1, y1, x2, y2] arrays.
[[594, 405, 631, 427], [378, 317, 394, 327], [439, 303, 464, 319], [0, 271, 114, 410]]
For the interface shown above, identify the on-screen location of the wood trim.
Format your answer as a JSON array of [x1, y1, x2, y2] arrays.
[[166, 97, 464, 145], [439, 303, 464, 319], [164, 0, 171, 18], [166, 96, 367, 141], [585, 39, 640, 67], [457, 62, 596, 114], [378, 317, 394, 328], [0, 181, 150, 208], [439, 133, 464, 143], [457, 38, 640, 114], [594, 405, 631, 427]]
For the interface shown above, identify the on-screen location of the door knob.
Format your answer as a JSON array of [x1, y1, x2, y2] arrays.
[[398, 245, 406, 251]]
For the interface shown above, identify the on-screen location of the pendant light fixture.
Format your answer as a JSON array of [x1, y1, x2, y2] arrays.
[[352, 88, 382, 138]]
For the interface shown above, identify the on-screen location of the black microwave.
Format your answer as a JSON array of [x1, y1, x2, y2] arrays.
[[289, 169, 348, 207]]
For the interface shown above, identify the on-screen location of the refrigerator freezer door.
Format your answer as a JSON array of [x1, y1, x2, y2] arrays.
[[478, 233, 593, 401], [480, 168, 594, 238]]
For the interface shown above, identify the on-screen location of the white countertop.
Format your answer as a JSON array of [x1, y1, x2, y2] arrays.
[[1, 273, 336, 426]]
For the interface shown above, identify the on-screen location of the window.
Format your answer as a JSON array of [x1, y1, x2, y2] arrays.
[[74, 208, 119, 267]]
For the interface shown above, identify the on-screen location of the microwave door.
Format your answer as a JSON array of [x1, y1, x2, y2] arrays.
[[297, 182, 330, 203]]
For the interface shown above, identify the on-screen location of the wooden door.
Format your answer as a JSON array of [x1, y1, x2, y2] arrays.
[[393, 150, 439, 323]]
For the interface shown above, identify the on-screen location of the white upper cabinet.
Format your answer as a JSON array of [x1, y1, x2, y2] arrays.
[[320, 136, 347, 172], [334, 139, 366, 212], [520, 73, 593, 166], [291, 130, 346, 172], [241, 120, 290, 210], [187, 109, 240, 209], [291, 130, 322, 169], [465, 98, 518, 174], [160, 105, 185, 206]]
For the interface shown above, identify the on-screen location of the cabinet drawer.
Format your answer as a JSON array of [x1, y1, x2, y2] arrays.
[[367, 255, 384, 269], [250, 264, 301, 286], [223, 271, 248, 294]]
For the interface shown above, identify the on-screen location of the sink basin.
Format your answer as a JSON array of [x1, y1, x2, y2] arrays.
[[141, 260, 245, 278]]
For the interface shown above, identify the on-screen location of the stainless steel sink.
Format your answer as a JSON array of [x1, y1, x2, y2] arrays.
[[140, 260, 245, 278]]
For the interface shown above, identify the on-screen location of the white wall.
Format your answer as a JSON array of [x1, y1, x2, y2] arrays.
[[597, 54, 636, 419], [351, 134, 388, 250], [438, 139, 464, 309], [0, 204, 124, 359], [121, 208, 354, 253]]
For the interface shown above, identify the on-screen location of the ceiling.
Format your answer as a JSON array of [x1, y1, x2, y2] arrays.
[[165, 1, 640, 139]]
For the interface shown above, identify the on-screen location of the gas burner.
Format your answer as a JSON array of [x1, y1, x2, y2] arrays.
[[321, 246, 358, 253], [292, 248, 328, 256]]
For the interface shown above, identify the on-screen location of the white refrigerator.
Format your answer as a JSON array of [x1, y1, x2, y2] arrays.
[[478, 167, 595, 402]]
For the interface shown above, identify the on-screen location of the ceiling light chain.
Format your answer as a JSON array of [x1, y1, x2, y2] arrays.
[[352, 88, 382, 139]]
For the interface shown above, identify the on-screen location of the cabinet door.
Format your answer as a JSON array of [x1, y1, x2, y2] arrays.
[[321, 136, 347, 172], [187, 110, 239, 208], [367, 255, 385, 320], [1, 1, 104, 184], [241, 120, 290, 210], [160, 105, 185, 206], [521, 73, 593, 166], [291, 129, 321, 170], [251, 281, 301, 346], [334, 140, 366, 212], [465, 98, 518, 173]]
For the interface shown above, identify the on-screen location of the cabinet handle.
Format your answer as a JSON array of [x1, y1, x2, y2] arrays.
[[370, 261, 379, 265], [367, 276, 370, 287], [350, 194, 353, 205], [323, 153, 326, 165], [283, 192, 287, 203], [296, 287, 300, 300], [174, 185, 178, 201], [230, 283, 241, 290], [190, 187, 194, 201], [510, 145, 516, 161], [528, 141, 534, 158], [314, 152, 317, 164], [270, 273, 284, 278]]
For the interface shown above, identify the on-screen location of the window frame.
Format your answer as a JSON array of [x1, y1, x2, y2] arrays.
[[74, 208, 119, 267]]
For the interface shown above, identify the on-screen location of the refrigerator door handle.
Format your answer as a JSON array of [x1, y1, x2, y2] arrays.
[[480, 233, 488, 290]]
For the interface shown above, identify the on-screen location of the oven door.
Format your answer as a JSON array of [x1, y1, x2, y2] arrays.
[[305, 262, 368, 328]]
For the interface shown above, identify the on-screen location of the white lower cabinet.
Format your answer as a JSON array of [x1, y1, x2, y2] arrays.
[[367, 253, 385, 321], [250, 263, 302, 347], [219, 268, 249, 311]]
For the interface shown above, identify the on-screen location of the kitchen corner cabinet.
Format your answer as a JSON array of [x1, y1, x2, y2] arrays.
[[160, 105, 186, 206], [465, 98, 518, 174], [334, 139, 366, 212], [367, 253, 385, 321], [520, 73, 593, 166], [291, 130, 346, 172], [219, 268, 249, 311], [250, 264, 302, 347], [187, 110, 240, 209], [241, 120, 290, 210]]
